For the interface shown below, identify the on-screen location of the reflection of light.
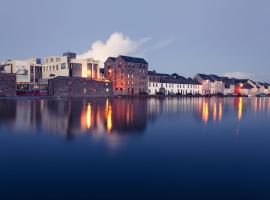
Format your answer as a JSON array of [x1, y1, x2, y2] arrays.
[[86, 103, 92, 129], [105, 99, 112, 133], [238, 97, 243, 121], [87, 70, 92, 77], [202, 99, 209, 123], [40, 100, 44, 112], [219, 101, 223, 121], [213, 102, 217, 122]]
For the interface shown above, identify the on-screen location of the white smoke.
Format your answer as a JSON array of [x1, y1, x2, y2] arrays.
[[78, 32, 151, 63]]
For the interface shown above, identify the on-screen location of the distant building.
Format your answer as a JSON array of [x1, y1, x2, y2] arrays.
[[148, 71, 202, 95], [104, 55, 148, 95], [1, 58, 42, 91], [194, 74, 225, 95]]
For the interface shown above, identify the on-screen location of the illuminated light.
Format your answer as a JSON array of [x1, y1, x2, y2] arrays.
[[106, 88, 109, 93], [87, 70, 92, 77], [238, 97, 243, 121], [86, 103, 92, 129]]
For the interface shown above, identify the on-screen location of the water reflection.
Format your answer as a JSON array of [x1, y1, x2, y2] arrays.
[[1, 97, 270, 139]]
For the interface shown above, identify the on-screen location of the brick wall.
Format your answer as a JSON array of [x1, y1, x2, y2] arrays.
[[0, 73, 16, 97], [48, 77, 113, 98]]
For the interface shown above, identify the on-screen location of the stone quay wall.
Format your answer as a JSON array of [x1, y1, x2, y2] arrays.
[[0, 73, 16, 97], [48, 77, 113, 98]]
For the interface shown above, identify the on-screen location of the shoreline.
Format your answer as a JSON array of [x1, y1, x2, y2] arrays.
[[0, 95, 269, 100]]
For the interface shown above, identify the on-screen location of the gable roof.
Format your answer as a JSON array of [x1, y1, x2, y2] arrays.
[[148, 70, 170, 77], [119, 55, 148, 64]]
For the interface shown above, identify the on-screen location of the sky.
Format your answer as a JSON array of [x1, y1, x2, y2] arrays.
[[1, 0, 270, 81]]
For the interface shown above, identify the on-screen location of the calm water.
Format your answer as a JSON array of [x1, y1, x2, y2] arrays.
[[0, 97, 270, 199]]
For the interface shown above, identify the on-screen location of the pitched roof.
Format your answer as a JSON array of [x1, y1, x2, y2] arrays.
[[148, 70, 170, 77], [196, 74, 213, 81], [119, 55, 148, 64], [209, 74, 222, 81], [108, 57, 116, 61]]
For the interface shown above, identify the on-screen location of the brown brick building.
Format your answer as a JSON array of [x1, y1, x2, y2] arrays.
[[104, 56, 148, 95]]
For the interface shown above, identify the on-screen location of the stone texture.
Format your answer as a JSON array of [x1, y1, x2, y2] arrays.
[[0, 73, 16, 97], [48, 77, 113, 98]]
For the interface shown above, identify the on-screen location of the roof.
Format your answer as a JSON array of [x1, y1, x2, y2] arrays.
[[119, 55, 148, 64], [196, 74, 214, 82], [242, 83, 254, 89], [148, 70, 170, 77], [108, 57, 116, 61], [209, 74, 222, 81]]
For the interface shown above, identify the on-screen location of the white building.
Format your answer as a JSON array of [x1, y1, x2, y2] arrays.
[[1, 58, 42, 91], [194, 74, 225, 95], [42, 52, 100, 80], [148, 71, 202, 95]]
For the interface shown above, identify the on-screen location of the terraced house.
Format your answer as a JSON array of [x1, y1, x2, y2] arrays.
[[194, 74, 225, 95], [148, 71, 202, 95], [104, 56, 148, 95]]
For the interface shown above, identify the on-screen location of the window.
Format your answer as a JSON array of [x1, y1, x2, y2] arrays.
[[61, 63, 66, 69]]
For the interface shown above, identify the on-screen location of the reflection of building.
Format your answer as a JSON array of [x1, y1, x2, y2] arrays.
[[1, 58, 42, 91], [148, 71, 202, 95], [104, 56, 148, 95]]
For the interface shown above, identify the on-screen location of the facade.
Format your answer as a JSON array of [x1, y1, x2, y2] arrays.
[[104, 56, 148, 95], [256, 82, 270, 95], [148, 71, 202, 95], [42, 52, 100, 80], [1, 58, 42, 91], [48, 77, 112, 98], [0, 73, 16, 97], [194, 74, 225, 95]]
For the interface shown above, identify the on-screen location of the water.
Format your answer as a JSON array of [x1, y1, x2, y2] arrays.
[[0, 97, 270, 199]]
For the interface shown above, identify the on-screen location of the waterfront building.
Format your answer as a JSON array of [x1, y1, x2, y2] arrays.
[[48, 77, 112, 98], [255, 82, 270, 95], [1, 58, 42, 91], [194, 74, 225, 95], [42, 52, 99, 80], [104, 55, 148, 95], [148, 71, 202, 95], [0, 73, 16, 97]]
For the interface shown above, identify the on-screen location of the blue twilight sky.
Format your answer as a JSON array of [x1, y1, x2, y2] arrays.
[[1, 0, 270, 81]]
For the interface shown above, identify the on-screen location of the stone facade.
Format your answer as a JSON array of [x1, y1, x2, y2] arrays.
[[104, 56, 148, 95], [0, 73, 17, 97], [48, 77, 113, 98]]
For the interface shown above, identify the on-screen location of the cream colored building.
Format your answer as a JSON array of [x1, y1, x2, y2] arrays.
[[42, 52, 100, 80]]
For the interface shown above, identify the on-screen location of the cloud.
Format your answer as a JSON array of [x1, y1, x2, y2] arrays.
[[77, 32, 151, 63], [223, 72, 254, 79]]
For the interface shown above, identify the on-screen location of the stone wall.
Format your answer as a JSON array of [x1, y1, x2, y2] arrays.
[[0, 73, 16, 97], [48, 77, 113, 98]]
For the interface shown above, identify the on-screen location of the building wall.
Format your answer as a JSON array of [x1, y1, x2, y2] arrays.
[[104, 57, 148, 95], [2, 59, 42, 91], [148, 81, 202, 95], [42, 56, 70, 79], [0, 73, 16, 97], [48, 77, 112, 98]]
